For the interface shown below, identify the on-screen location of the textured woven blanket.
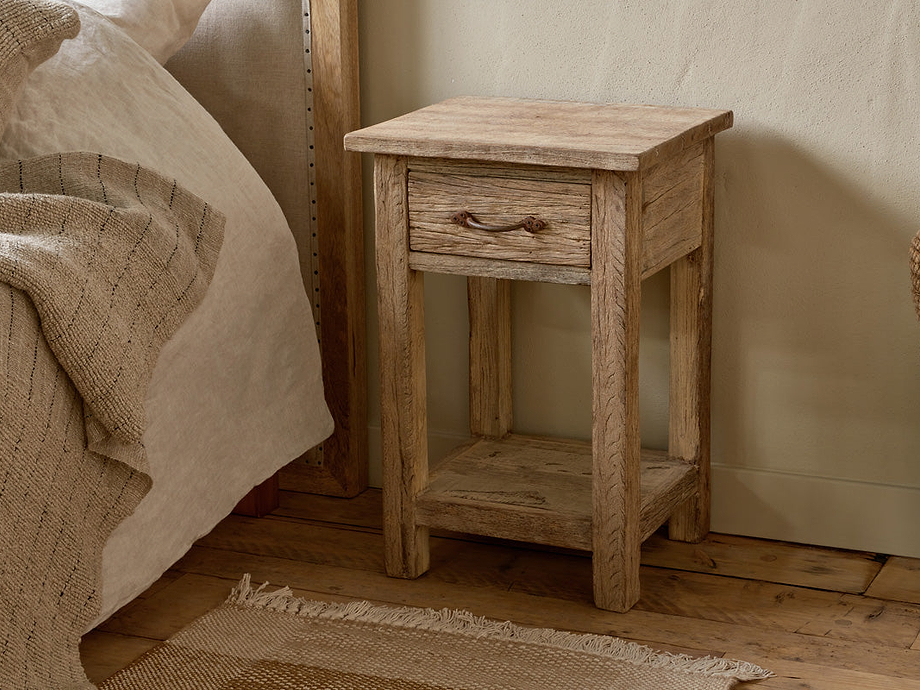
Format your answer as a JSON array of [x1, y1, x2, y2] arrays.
[[0, 151, 223, 688]]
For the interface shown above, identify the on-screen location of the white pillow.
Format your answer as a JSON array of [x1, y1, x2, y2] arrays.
[[76, 0, 210, 62]]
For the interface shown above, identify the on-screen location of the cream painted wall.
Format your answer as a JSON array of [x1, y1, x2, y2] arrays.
[[355, 0, 920, 558]]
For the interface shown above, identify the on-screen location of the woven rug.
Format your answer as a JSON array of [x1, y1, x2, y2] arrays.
[[99, 576, 771, 690]]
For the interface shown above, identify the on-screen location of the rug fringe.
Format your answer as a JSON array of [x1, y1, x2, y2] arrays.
[[227, 575, 773, 682]]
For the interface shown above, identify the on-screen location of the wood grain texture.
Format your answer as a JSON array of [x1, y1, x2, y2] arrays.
[[406, 140, 704, 284], [667, 137, 714, 542], [409, 158, 594, 184], [409, 252, 591, 285], [242, 487, 889, 596], [468, 276, 512, 437], [643, 140, 707, 202], [416, 435, 696, 550], [374, 155, 430, 578], [408, 242, 698, 284], [281, 0, 367, 497], [274, 485, 385, 529], [80, 632, 158, 684], [172, 546, 920, 686], [641, 532, 883, 594], [232, 473, 280, 517], [635, 569, 920, 649], [84, 492, 920, 688], [98, 573, 234, 641], [408, 169, 592, 266], [640, 142, 706, 278], [345, 97, 733, 171], [358, 99, 730, 612], [866, 557, 920, 605], [590, 169, 643, 611]]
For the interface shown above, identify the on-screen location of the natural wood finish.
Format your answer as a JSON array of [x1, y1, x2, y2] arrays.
[[640, 532, 884, 594], [352, 98, 730, 612], [866, 556, 920, 605], [280, 0, 367, 497], [640, 140, 706, 277], [79, 632, 158, 682], [643, 139, 707, 201], [408, 168, 592, 267], [468, 276, 512, 437], [409, 251, 591, 285], [98, 573, 234, 641], [668, 137, 714, 542], [590, 169, 643, 611], [409, 246, 700, 284], [375, 155, 430, 578], [274, 483, 385, 527], [232, 473, 279, 517], [416, 435, 696, 550], [83, 491, 920, 689], [345, 97, 733, 171], [406, 145, 706, 282], [409, 158, 594, 184]]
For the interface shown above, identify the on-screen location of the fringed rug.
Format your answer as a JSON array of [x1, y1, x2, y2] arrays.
[[99, 576, 771, 690]]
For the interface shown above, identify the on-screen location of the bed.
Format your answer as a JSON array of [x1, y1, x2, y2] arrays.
[[0, 0, 364, 686]]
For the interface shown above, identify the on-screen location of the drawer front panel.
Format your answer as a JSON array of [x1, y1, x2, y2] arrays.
[[408, 164, 592, 267]]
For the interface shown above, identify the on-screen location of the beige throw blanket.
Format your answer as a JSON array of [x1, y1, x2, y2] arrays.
[[0, 151, 223, 688]]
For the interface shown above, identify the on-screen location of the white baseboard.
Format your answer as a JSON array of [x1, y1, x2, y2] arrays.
[[711, 464, 920, 559], [367, 426, 920, 559]]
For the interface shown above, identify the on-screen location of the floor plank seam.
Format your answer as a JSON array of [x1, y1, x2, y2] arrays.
[[82, 492, 920, 688]]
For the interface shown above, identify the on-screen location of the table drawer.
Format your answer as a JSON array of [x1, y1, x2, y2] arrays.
[[407, 161, 592, 267]]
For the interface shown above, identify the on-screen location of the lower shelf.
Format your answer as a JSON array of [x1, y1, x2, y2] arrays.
[[415, 434, 698, 551]]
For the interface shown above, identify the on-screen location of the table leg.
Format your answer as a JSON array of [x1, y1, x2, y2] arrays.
[[468, 276, 512, 438], [668, 138, 714, 543], [590, 170, 642, 612], [375, 155, 430, 578]]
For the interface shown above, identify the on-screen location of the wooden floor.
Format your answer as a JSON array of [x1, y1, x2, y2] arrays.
[[82, 489, 920, 688]]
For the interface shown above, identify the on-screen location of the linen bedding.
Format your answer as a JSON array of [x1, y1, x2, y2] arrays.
[[1, 151, 223, 689], [1, 0, 334, 685], [1, 0, 334, 621]]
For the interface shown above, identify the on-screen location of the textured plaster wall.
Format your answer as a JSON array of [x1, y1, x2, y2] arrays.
[[356, 0, 920, 557]]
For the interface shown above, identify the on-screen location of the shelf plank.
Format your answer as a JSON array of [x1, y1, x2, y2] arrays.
[[415, 434, 696, 551]]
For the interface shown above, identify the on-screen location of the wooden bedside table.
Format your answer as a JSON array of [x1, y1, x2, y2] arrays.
[[345, 97, 733, 611]]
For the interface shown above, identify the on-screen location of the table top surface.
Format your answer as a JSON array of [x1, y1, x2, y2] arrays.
[[344, 97, 733, 171]]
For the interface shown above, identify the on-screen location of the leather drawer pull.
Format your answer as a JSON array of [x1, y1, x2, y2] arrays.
[[450, 210, 546, 234]]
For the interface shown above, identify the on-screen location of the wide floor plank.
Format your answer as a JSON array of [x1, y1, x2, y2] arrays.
[[80, 632, 158, 685], [81, 489, 920, 689], [641, 532, 883, 593], [866, 556, 920, 604], [171, 544, 920, 681]]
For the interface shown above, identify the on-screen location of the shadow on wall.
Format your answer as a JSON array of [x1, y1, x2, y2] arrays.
[[357, 0, 427, 123], [712, 130, 920, 489]]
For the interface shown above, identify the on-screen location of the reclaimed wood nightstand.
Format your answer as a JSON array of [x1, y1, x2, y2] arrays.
[[345, 97, 733, 611]]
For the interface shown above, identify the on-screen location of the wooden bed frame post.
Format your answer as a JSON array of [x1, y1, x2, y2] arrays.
[[305, 0, 367, 496], [273, 0, 367, 500]]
